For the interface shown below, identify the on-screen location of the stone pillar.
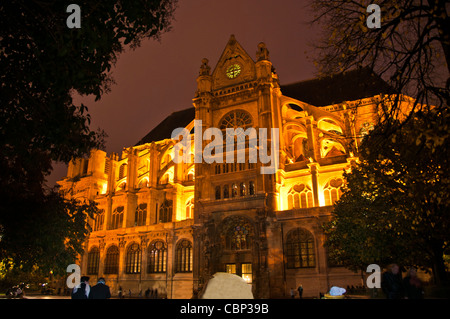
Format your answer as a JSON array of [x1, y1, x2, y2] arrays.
[[118, 237, 127, 282], [308, 162, 320, 207], [98, 239, 106, 278], [266, 219, 285, 298]]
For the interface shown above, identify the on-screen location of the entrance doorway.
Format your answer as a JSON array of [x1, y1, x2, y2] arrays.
[[225, 263, 252, 284]]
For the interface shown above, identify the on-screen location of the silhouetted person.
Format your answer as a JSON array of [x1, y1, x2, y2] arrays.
[[381, 264, 403, 299], [71, 276, 90, 299], [403, 267, 424, 299], [89, 277, 111, 299], [297, 285, 303, 299]]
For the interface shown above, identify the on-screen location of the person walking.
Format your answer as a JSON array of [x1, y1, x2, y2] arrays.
[[403, 267, 424, 299], [297, 285, 303, 299], [71, 276, 90, 299], [89, 277, 111, 299], [381, 264, 404, 299], [290, 288, 295, 298]]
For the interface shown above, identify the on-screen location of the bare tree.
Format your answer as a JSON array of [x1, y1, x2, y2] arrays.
[[311, 0, 449, 115]]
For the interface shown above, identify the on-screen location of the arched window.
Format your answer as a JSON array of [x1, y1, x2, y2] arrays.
[[219, 110, 254, 147], [138, 178, 148, 188], [223, 184, 230, 199], [175, 240, 193, 273], [118, 163, 127, 179], [224, 217, 253, 251], [94, 209, 104, 231], [249, 181, 255, 195], [287, 184, 314, 209], [186, 167, 195, 181], [87, 246, 99, 275], [239, 182, 247, 196], [104, 245, 119, 274], [135, 203, 147, 226], [125, 243, 141, 274], [111, 206, 124, 229], [215, 186, 221, 200], [185, 198, 194, 219], [285, 228, 315, 268], [219, 110, 253, 130], [323, 178, 343, 206], [231, 183, 238, 198], [147, 240, 167, 273], [159, 200, 172, 223]]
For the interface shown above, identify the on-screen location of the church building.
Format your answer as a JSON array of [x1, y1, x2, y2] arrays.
[[58, 35, 410, 298]]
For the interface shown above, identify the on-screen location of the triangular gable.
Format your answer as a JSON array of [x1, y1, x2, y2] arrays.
[[211, 35, 256, 90]]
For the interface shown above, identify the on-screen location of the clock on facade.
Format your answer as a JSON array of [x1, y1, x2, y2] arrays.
[[226, 64, 241, 79]]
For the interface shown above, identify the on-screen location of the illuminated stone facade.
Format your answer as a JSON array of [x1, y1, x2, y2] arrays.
[[58, 35, 410, 298]]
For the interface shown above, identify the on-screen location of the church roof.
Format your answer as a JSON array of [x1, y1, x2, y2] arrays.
[[135, 107, 195, 146], [280, 67, 395, 107], [136, 67, 394, 145]]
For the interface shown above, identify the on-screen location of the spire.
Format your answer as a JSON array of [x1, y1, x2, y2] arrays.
[[199, 58, 211, 76], [256, 42, 270, 61], [228, 34, 237, 46]]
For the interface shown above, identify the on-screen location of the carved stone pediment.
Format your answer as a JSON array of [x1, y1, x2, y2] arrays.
[[212, 35, 256, 90]]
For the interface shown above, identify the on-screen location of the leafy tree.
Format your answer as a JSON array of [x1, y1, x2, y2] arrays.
[[0, 0, 177, 274], [324, 107, 450, 286]]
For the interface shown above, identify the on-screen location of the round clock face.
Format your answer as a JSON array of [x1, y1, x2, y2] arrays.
[[226, 64, 241, 79]]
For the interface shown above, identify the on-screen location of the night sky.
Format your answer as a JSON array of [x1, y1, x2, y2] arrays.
[[47, 0, 321, 187]]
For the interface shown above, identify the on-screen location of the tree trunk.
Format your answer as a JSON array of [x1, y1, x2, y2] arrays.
[[431, 243, 448, 287]]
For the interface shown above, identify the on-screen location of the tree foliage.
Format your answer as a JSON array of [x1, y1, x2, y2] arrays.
[[0, 0, 177, 274], [324, 106, 450, 285]]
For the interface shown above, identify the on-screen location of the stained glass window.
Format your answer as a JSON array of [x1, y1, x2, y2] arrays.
[[287, 184, 314, 209], [225, 219, 252, 251], [231, 183, 238, 198], [94, 209, 104, 231], [323, 178, 343, 206], [249, 181, 255, 195], [87, 246, 99, 275], [185, 198, 194, 219], [111, 206, 124, 229], [286, 228, 315, 268], [159, 200, 172, 223], [147, 241, 166, 273], [223, 185, 230, 199], [176, 240, 193, 273], [125, 243, 141, 274], [104, 245, 119, 274], [135, 203, 147, 226], [219, 110, 252, 130]]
